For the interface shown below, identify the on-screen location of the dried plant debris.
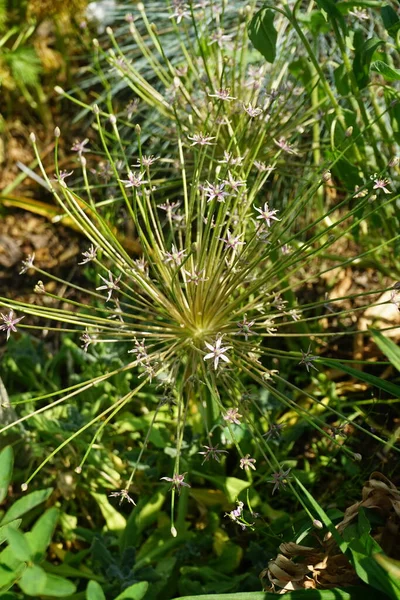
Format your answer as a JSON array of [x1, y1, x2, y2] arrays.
[[262, 472, 400, 593]]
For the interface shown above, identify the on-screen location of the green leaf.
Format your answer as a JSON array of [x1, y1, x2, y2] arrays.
[[19, 565, 47, 596], [0, 520, 22, 545], [319, 358, 400, 397], [381, 5, 400, 36], [25, 507, 59, 562], [87, 580, 106, 600], [5, 47, 42, 87], [371, 60, 400, 82], [91, 493, 126, 533], [353, 37, 384, 89], [41, 573, 77, 597], [191, 472, 250, 503], [370, 329, 400, 371], [114, 581, 149, 600], [0, 488, 53, 526], [316, 0, 347, 35], [374, 554, 400, 581], [248, 9, 277, 64], [6, 527, 32, 562], [0, 446, 13, 504]]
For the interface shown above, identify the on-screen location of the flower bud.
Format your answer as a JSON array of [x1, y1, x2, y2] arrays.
[[54, 126, 61, 138], [93, 104, 100, 115], [106, 26, 113, 36], [135, 124, 141, 135], [109, 114, 117, 125], [345, 126, 353, 138], [389, 156, 399, 168], [54, 86, 65, 95], [313, 519, 323, 529], [21, 483, 28, 491], [171, 526, 177, 537], [29, 132, 36, 143], [353, 452, 362, 461], [92, 38, 99, 47], [75, 466, 82, 474]]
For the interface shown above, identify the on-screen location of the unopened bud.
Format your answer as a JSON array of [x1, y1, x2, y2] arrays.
[[21, 483, 28, 492], [345, 126, 353, 138], [322, 170, 331, 182], [135, 124, 141, 135], [109, 114, 117, 125], [80, 155, 87, 167], [92, 38, 99, 47], [93, 104, 100, 115], [29, 132, 36, 143], [171, 526, 177, 537], [54, 126, 61, 138], [389, 156, 399, 168], [54, 86, 65, 95], [34, 281, 45, 294], [353, 452, 362, 462], [313, 519, 323, 529], [106, 26, 113, 36], [75, 466, 82, 474]]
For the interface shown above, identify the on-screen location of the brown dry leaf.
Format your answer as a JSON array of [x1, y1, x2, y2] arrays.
[[262, 472, 400, 593]]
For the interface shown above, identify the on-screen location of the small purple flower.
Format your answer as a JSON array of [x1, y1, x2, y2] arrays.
[[160, 473, 191, 493], [204, 336, 231, 370], [0, 310, 24, 341], [208, 88, 236, 101], [109, 489, 136, 505], [254, 202, 280, 227], [237, 315, 255, 341], [263, 423, 285, 441], [243, 103, 263, 118], [223, 408, 242, 425], [373, 178, 391, 194], [183, 268, 208, 285], [19, 254, 35, 275], [198, 444, 228, 465], [71, 138, 89, 155], [240, 454, 256, 471], [164, 244, 186, 266], [96, 271, 121, 302], [219, 230, 245, 251], [274, 137, 297, 154], [119, 171, 148, 189], [268, 467, 292, 495], [204, 182, 229, 203], [298, 345, 319, 372], [79, 244, 98, 265], [188, 133, 216, 146]]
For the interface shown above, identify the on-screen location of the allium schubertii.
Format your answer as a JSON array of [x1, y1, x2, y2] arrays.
[[1, 1, 396, 536]]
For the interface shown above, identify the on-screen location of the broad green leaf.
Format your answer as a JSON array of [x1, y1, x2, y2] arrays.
[[114, 581, 148, 600], [26, 507, 59, 561], [0, 563, 25, 591], [370, 329, 400, 371], [41, 573, 77, 597], [0, 446, 13, 504], [248, 9, 277, 63], [0, 520, 21, 545], [353, 37, 384, 89], [91, 492, 126, 533], [371, 61, 400, 82], [345, 526, 400, 600], [6, 527, 32, 562], [19, 565, 47, 596], [316, 0, 347, 35], [191, 472, 250, 503], [0, 488, 53, 526], [87, 580, 106, 600], [381, 5, 400, 36], [374, 554, 400, 580], [319, 358, 400, 397]]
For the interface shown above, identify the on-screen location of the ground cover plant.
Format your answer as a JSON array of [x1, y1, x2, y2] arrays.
[[0, 1, 400, 599]]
